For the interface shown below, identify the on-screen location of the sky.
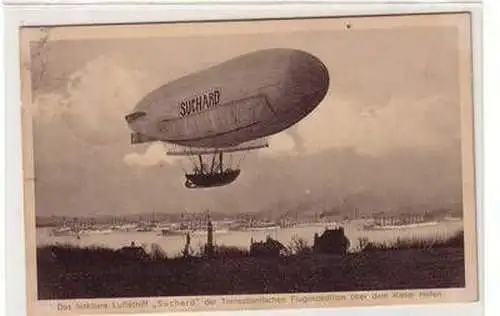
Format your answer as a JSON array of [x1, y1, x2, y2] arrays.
[[27, 18, 466, 217]]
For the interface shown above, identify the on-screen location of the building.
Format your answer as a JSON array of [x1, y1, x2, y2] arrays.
[[313, 227, 350, 255], [117, 241, 150, 261], [250, 235, 287, 257]]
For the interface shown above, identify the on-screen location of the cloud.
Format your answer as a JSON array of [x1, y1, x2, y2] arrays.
[[123, 143, 183, 167], [259, 133, 298, 158], [33, 55, 155, 146], [294, 93, 460, 156], [64, 55, 154, 146], [29, 92, 67, 121]]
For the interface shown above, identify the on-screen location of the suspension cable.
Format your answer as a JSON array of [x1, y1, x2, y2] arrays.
[[210, 152, 217, 173], [187, 155, 197, 167], [236, 150, 249, 168]]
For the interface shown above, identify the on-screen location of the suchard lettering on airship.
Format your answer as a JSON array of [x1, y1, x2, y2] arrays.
[[179, 88, 222, 118]]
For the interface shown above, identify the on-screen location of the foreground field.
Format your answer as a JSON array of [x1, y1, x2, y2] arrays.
[[37, 246, 464, 299]]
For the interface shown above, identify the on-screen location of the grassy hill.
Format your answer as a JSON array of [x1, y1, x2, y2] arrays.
[[36, 232, 464, 299]]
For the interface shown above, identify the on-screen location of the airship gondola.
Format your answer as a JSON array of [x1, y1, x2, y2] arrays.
[[125, 48, 330, 189]]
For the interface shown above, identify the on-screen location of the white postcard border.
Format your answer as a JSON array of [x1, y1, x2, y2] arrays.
[[3, 2, 485, 316]]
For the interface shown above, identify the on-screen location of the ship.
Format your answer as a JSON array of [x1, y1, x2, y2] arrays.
[[248, 222, 280, 231], [160, 228, 192, 237], [159, 210, 229, 236], [362, 213, 438, 231], [233, 220, 280, 231], [50, 227, 77, 237]]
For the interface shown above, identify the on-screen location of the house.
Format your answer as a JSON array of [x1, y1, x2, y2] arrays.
[[250, 235, 287, 257], [313, 227, 350, 255], [117, 241, 150, 261]]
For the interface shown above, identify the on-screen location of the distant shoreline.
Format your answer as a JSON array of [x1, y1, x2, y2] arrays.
[[34, 206, 463, 228]]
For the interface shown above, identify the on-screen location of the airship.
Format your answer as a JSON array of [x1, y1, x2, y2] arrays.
[[125, 48, 329, 189]]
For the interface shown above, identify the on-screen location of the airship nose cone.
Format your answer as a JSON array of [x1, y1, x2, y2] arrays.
[[274, 50, 329, 123], [288, 50, 330, 102]]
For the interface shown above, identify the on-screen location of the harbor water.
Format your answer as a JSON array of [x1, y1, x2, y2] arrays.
[[36, 219, 464, 257]]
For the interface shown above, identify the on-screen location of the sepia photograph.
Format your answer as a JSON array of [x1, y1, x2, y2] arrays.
[[19, 12, 478, 314]]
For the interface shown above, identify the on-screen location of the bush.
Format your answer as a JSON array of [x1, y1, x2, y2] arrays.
[[360, 230, 464, 253], [149, 243, 168, 260], [287, 235, 312, 256], [214, 245, 250, 258]]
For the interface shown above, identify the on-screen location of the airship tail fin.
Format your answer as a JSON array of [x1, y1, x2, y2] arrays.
[[166, 138, 269, 156]]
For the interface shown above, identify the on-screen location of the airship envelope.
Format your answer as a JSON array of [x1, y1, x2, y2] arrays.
[[125, 48, 330, 151]]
